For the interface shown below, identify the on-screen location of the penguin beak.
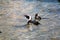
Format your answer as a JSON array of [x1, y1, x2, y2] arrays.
[[24, 15, 26, 16], [24, 15, 28, 17]]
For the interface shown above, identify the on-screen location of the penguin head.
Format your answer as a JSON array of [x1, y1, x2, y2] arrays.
[[35, 13, 38, 17], [24, 15, 32, 20]]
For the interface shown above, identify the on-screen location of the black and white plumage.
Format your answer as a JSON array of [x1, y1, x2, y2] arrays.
[[35, 13, 41, 21], [24, 15, 30, 19], [24, 15, 40, 25]]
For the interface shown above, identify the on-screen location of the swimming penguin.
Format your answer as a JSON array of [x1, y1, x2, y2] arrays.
[[35, 13, 41, 21], [24, 15, 40, 25]]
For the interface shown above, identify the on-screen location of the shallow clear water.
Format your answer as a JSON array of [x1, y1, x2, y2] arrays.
[[0, 0, 60, 40]]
